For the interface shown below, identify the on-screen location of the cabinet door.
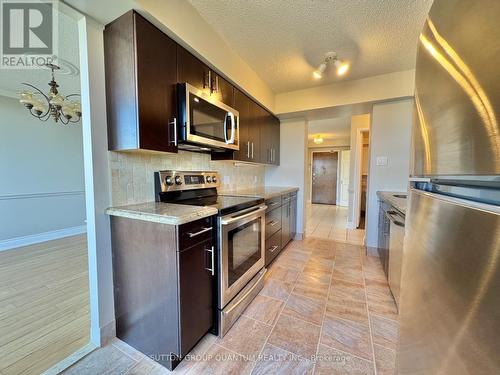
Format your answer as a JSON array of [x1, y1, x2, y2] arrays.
[[104, 11, 177, 152], [212, 73, 234, 107], [247, 101, 261, 162], [177, 46, 211, 94], [290, 194, 297, 240], [135, 14, 178, 152], [281, 201, 291, 247], [178, 239, 214, 356], [233, 89, 251, 161], [259, 109, 272, 164], [270, 116, 280, 165]]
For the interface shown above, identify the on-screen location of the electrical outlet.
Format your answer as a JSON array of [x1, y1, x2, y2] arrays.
[[223, 175, 230, 184], [376, 156, 388, 166]]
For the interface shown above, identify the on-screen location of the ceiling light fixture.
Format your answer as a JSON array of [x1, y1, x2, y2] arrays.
[[313, 51, 350, 79], [313, 135, 324, 144], [18, 63, 82, 124]]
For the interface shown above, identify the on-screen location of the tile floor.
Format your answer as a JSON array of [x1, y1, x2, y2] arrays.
[[305, 204, 365, 245], [64, 238, 398, 375]]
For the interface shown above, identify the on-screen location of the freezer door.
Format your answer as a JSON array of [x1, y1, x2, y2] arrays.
[[398, 189, 500, 374], [413, 0, 500, 177]]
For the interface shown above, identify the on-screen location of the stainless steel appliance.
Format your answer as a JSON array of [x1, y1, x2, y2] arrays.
[[399, 0, 500, 373], [177, 83, 239, 152], [155, 170, 266, 337], [386, 209, 404, 309]]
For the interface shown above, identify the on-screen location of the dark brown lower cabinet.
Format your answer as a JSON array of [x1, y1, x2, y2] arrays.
[[178, 239, 213, 356], [265, 229, 282, 266], [110, 216, 215, 370]]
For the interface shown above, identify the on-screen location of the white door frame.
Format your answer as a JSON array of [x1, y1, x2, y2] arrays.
[[351, 128, 370, 229]]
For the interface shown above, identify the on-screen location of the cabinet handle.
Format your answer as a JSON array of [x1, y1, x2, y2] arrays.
[[169, 118, 177, 146], [269, 245, 279, 253], [247, 141, 250, 158], [271, 148, 275, 163], [187, 227, 212, 238], [268, 220, 279, 226], [205, 246, 215, 276], [215, 75, 219, 93], [204, 70, 211, 91], [251, 142, 254, 159]]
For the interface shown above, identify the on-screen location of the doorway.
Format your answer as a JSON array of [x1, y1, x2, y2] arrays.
[[312, 151, 338, 205]]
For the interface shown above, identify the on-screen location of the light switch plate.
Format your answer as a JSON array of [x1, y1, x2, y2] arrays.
[[223, 175, 230, 184], [376, 156, 388, 166]]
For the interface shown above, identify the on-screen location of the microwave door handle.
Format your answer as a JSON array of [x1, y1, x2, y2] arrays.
[[223, 113, 229, 143], [225, 112, 235, 144]]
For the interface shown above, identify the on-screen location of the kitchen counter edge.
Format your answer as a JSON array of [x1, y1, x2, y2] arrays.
[[222, 186, 299, 200], [106, 202, 218, 225], [377, 191, 407, 215]]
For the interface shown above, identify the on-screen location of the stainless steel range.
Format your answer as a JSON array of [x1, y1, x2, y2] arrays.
[[155, 170, 267, 337]]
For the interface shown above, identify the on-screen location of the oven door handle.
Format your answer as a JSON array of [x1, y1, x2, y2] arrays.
[[220, 205, 267, 225]]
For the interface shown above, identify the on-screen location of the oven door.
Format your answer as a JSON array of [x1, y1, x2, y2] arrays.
[[219, 205, 266, 308], [180, 83, 239, 151]]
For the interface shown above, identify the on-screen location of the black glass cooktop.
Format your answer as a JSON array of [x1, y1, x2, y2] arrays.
[[158, 188, 264, 216], [178, 195, 264, 216]]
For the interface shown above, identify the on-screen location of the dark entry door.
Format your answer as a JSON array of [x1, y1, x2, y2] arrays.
[[312, 152, 338, 205]]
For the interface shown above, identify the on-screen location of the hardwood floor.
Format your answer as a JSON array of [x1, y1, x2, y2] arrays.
[[0, 235, 90, 375], [64, 238, 397, 375]]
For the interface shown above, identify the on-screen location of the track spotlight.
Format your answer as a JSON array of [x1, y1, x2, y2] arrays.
[[312, 52, 350, 79]]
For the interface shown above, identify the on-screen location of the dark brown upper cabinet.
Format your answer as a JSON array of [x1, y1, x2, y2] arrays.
[[177, 46, 234, 107], [104, 11, 178, 153], [233, 88, 251, 161]]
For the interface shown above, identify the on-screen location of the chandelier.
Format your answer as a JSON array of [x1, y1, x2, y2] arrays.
[[19, 63, 82, 124]]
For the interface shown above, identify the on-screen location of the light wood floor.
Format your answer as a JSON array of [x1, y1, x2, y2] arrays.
[[0, 235, 90, 375]]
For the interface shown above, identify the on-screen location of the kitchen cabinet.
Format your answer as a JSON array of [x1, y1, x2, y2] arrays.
[[110, 215, 216, 370], [290, 192, 297, 239], [104, 11, 178, 153], [260, 111, 280, 165], [281, 195, 291, 247], [232, 88, 251, 161], [264, 191, 297, 266], [248, 101, 263, 162], [177, 46, 234, 107]]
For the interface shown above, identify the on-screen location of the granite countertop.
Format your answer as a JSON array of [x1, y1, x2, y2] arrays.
[[106, 202, 218, 225], [377, 191, 407, 215], [222, 186, 299, 200]]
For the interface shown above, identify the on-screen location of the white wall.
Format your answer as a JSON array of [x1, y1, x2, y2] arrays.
[[365, 99, 413, 248], [265, 118, 308, 236], [0, 95, 86, 246], [347, 114, 371, 224], [275, 70, 415, 115]]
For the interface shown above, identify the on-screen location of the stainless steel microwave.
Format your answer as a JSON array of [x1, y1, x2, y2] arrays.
[[177, 83, 239, 152]]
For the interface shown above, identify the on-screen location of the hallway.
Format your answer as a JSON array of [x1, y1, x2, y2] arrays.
[[305, 204, 365, 245]]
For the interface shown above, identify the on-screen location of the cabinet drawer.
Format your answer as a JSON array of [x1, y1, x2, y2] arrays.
[[178, 217, 214, 250], [265, 207, 282, 238], [265, 196, 282, 211], [265, 229, 282, 266]]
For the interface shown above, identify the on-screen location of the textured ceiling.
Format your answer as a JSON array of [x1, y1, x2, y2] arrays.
[[0, 11, 80, 97], [188, 0, 433, 93], [308, 117, 351, 140]]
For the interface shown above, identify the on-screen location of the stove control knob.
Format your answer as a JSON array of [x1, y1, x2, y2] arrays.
[[206, 176, 212, 183], [174, 176, 183, 185], [165, 176, 174, 186], [212, 176, 217, 183]]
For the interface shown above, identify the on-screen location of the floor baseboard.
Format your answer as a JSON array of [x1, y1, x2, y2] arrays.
[[0, 225, 87, 252]]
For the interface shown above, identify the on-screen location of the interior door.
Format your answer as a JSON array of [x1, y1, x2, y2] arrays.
[[312, 152, 338, 205]]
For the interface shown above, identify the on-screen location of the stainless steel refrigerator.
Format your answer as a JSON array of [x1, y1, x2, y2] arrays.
[[398, 0, 500, 374]]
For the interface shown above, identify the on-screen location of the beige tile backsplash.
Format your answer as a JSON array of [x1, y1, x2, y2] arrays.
[[109, 150, 265, 206]]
